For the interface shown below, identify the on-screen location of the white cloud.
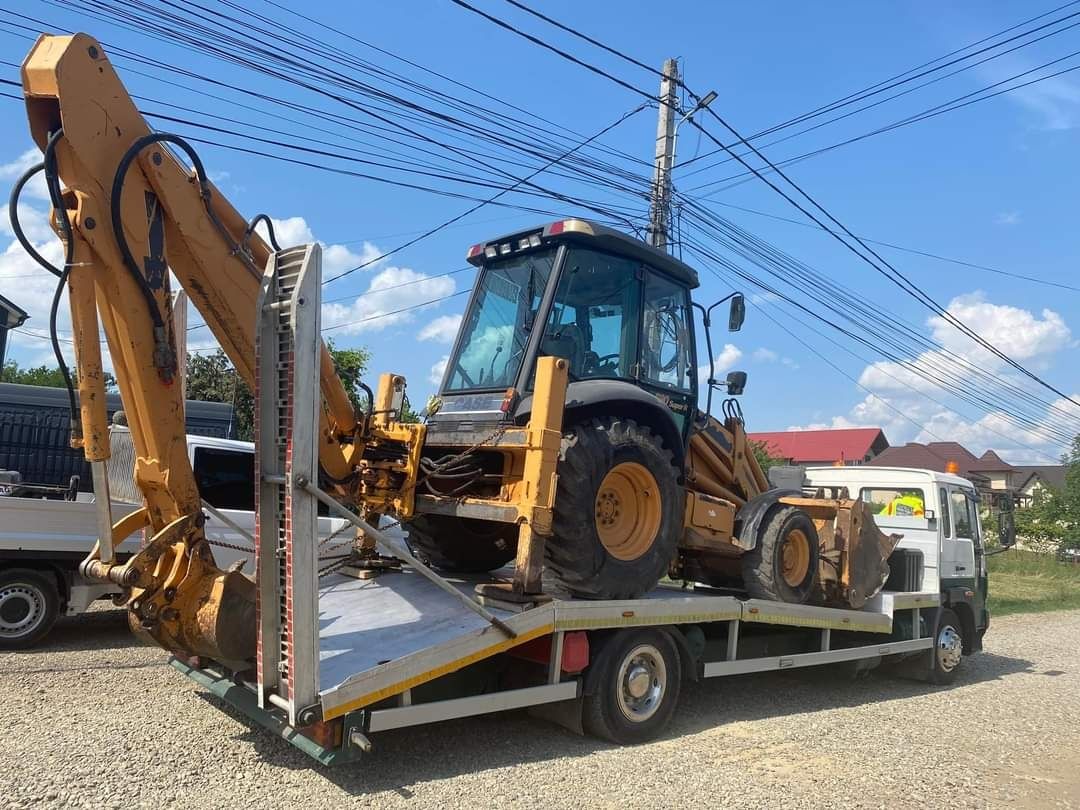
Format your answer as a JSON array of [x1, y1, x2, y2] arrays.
[[253, 216, 383, 278], [0, 148, 48, 202], [751, 346, 799, 370], [429, 355, 448, 386], [322, 266, 455, 336], [0, 157, 438, 373], [698, 343, 742, 382], [795, 292, 1076, 463], [994, 211, 1021, 226], [978, 55, 1080, 131], [418, 314, 462, 343]]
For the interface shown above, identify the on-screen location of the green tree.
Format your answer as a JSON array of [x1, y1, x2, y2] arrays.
[[1014, 436, 1080, 551], [185, 349, 255, 439], [751, 439, 785, 474], [185, 342, 374, 441], [2, 359, 117, 391]]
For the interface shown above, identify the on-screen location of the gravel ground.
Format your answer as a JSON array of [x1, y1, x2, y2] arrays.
[[1, 607, 1078, 809]]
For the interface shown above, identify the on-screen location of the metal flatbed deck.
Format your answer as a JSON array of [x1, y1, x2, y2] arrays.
[[315, 564, 938, 722]]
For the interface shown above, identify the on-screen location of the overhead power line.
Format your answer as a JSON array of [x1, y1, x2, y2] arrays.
[[704, 201, 1080, 293]]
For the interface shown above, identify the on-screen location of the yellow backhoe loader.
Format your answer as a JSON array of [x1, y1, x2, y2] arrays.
[[11, 33, 898, 675]]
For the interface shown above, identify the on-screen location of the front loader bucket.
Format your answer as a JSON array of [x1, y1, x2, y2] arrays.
[[831, 500, 902, 609], [778, 496, 902, 609]]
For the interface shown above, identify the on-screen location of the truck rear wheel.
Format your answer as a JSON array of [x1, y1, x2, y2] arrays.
[[0, 568, 60, 649], [548, 418, 681, 600], [405, 515, 518, 573], [741, 506, 820, 604], [582, 629, 682, 744]]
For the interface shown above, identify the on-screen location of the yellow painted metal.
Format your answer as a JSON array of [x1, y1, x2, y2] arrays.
[[66, 228, 108, 459], [594, 462, 661, 561], [780, 527, 811, 588], [17, 33, 361, 661]]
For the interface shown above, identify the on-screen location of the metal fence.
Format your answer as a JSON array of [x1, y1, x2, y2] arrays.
[[0, 382, 235, 489]]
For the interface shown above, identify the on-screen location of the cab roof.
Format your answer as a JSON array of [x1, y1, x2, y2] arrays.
[[467, 218, 700, 289]]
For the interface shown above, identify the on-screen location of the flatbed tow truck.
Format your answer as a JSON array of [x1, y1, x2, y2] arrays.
[[173, 561, 940, 763], [8, 33, 1011, 764]]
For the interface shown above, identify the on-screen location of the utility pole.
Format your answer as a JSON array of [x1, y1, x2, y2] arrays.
[[646, 58, 680, 252]]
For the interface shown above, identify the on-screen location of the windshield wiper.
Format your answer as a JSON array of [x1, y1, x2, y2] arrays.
[[522, 263, 538, 333]]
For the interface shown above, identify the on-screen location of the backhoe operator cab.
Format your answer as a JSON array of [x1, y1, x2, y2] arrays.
[[433, 219, 743, 445]]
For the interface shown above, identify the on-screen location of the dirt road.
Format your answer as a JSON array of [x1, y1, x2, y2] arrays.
[[2, 608, 1077, 808]]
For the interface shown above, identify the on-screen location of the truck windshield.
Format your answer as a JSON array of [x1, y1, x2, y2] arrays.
[[443, 248, 557, 391]]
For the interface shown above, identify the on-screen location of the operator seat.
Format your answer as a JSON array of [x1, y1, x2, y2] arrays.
[[541, 324, 586, 377]]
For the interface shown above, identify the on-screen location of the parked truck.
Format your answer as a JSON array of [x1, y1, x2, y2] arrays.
[[4, 33, 1012, 761]]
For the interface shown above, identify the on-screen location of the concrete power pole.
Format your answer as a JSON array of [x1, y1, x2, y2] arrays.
[[646, 58, 680, 252]]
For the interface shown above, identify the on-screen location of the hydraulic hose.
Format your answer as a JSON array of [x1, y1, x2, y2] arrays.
[[243, 213, 282, 252], [110, 132, 243, 379], [8, 162, 62, 279], [40, 129, 80, 440]]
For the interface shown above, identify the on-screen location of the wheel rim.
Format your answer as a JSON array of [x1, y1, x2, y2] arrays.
[[0, 582, 46, 639], [594, 462, 661, 561], [780, 528, 812, 587], [937, 624, 962, 672], [616, 643, 667, 723]]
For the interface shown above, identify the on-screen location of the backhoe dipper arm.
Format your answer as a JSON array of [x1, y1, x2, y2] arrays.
[[19, 33, 361, 665]]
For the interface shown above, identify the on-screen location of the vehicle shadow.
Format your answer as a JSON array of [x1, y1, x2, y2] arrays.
[[201, 647, 1035, 796], [15, 607, 135, 654]]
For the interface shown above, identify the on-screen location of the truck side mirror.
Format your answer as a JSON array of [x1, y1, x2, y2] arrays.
[[726, 370, 746, 395], [728, 293, 745, 332]]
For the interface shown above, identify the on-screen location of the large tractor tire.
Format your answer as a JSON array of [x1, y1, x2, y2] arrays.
[[547, 417, 681, 599], [741, 506, 820, 604], [405, 515, 518, 573]]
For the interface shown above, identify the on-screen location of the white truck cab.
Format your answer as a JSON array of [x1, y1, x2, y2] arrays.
[[802, 465, 990, 650]]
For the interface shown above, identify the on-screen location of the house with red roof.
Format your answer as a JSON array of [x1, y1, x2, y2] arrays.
[[867, 443, 1023, 506], [748, 427, 890, 466]]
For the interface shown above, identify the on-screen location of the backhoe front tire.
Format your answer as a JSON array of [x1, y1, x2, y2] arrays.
[[405, 515, 518, 574], [741, 506, 820, 604], [547, 418, 681, 600]]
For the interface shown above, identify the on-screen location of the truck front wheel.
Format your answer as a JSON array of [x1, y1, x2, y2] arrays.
[[931, 608, 964, 685], [0, 569, 60, 649]]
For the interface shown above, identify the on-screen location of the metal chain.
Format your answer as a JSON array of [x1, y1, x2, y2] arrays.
[[206, 536, 256, 555]]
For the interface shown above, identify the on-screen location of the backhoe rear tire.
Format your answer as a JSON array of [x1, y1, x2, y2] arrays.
[[741, 506, 820, 604], [405, 514, 518, 573], [547, 417, 681, 600]]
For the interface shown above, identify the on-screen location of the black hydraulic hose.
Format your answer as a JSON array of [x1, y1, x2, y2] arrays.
[[109, 135, 186, 331], [8, 162, 62, 278], [243, 212, 282, 251], [357, 381, 375, 420], [41, 129, 80, 440], [111, 132, 240, 380]]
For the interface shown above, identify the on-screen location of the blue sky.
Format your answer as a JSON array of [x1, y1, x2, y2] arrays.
[[1, 0, 1078, 463]]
